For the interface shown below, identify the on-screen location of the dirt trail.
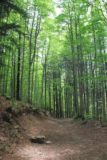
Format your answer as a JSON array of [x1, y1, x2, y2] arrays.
[[2, 114, 107, 160]]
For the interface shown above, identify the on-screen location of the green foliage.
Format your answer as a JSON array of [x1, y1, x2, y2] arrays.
[[0, 0, 107, 120]]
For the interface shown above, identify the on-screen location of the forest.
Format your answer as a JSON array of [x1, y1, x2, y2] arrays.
[[0, 0, 107, 160], [1, 0, 107, 120]]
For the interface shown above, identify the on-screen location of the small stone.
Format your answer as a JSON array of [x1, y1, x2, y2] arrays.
[[45, 140, 52, 144], [14, 125, 20, 129]]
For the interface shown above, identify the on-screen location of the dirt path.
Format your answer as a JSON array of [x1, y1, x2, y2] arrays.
[[3, 115, 107, 160]]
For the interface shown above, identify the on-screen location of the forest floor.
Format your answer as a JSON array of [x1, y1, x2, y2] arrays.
[[0, 96, 107, 160]]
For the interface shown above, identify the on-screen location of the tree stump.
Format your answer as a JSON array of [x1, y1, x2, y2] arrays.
[[30, 135, 51, 144]]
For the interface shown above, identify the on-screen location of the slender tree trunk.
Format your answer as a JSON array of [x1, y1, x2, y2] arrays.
[[16, 33, 21, 100]]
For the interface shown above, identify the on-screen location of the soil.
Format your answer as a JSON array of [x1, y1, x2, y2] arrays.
[[0, 96, 107, 160]]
